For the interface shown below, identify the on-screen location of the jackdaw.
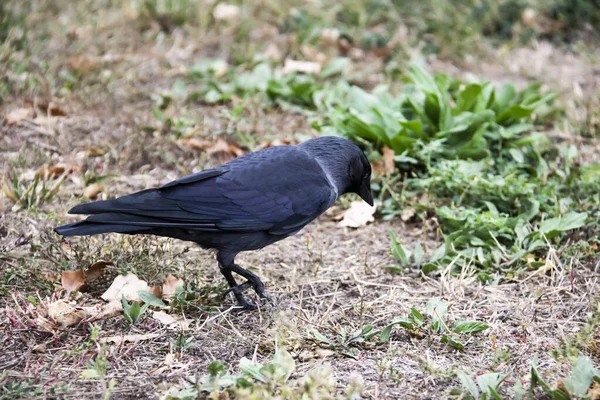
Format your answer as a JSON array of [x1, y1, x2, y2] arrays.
[[54, 136, 373, 309]]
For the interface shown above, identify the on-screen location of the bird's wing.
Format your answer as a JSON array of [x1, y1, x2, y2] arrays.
[[69, 147, 336, 235]]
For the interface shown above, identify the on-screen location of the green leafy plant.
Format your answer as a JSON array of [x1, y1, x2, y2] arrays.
[[380, 298, 489, 350], [121, 296, 150, 325], [308, 324, 380, 359]]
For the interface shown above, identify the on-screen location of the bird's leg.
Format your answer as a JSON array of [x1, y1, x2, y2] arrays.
[[228, 263, 272, 301], [219, 263, 257, 310]]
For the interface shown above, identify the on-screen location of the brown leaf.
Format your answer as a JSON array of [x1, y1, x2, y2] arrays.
[[67, 56, 97, 72], [61, 270, 86, 294], [176, 138, 213, 150], [82, 299, 122, 322], [100, 333, 160, 345], [6, 108, 34, 126], [150, 285, 163, 299], [101, 273, 149, 302], [371, 160, 384, 176], [47, 300, 85, 327], [86, 260, 112, 281], [87, 147, 105, 156], [84, 183, 103, 199], [338, 201, 377, 228], [382, 146, 395, 175], [36, 163, 79, 179], [162, 274, 184, 302]]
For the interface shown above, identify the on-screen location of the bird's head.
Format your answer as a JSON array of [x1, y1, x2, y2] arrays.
[[300, 136, 373, 206], [349, 148, 374, 206]]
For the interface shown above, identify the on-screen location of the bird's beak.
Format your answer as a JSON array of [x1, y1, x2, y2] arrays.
[[358, 182, 374, 206]]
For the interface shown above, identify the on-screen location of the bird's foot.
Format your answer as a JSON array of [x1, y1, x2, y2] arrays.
[[224, 279, 272, 308]]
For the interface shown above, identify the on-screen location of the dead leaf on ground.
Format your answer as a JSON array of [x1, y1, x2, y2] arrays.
[[61, 260, 111, 293], [162, 274, 184, 302], [36, 163, 79, 179], [282, 59, 321, 75], [6, 108, 34, 126], [83, 299, 122, 322], [401, 207, 416, 222], [86, 260, 112, 281], [176, 138, 212, 150], [61, 270, 86, 294], [382, 146, 395, 175], [207, 138, 244, 158], [100, 333, 160, 345], [67, 56, 97, 72], [150, 285, 163, 298], [101, 273, 149, 302], [47, 300, 85, 327], [32, 99, 67, 116], [213, 3, 241, 22], [177, 138, 244, 158], [84, 183, 103, 199], [152, 311, 189, 330], [337, 201, 377, 228]]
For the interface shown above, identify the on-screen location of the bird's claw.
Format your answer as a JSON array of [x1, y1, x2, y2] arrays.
[[224, 278, 272, 309]]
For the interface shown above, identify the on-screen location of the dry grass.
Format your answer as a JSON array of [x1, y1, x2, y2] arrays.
[[1, 1, 599, 399]]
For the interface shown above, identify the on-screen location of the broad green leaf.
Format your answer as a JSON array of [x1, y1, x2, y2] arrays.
[[389, 231, 411, 266], [441, 335, 464, 350], [267, 349, 295, 384], [410, 307, 425, 326], [452, 321, 490, 334], [320, 57, 349, 78], [538, 212, 587, 239], [239, 358, 266, 383], [427, 298, 448, 332], [138, 290, 167, 308], [457, 370, 479, 398], [476, 373, 504, 397], [413, 243, 424, 267], [456, 83, 483, 112], [308, 327, 336, 347], [562, 356, 599, 397]]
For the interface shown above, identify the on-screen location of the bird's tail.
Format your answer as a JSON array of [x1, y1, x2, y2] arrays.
[[54, 220, 151, 236]]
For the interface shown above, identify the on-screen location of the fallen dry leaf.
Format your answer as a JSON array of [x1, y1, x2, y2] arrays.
[[100, 333, 160, 345], [162, 274, 184, 302], [83, 299, 122, 322], [101, 273, 149, 302], [338, 201, 376, 228], [67, 56, 97, 72], [282, 59, 321, 75], [61, 270, 86, 294], [86, 260, 112, 281], [213, 3, 241, 21], [176, 138, 213, 150], [382, 146, 395, 175], [84, 183, 103, 199], [401, 207, 416, 222], [150, 285, 163, 299], [87, 147, 105, 156], [152, 311, 189, 330], [6, 107, 34, 126], [47, 300, 85, 327]]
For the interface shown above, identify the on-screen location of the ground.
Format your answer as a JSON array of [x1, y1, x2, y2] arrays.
[[1, 2, 599, 400]]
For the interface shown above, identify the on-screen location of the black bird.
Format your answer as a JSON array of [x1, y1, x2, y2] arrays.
[[54, 136, 373, 309]]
